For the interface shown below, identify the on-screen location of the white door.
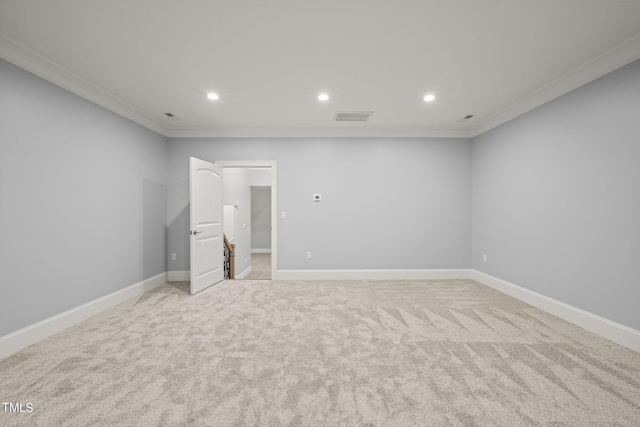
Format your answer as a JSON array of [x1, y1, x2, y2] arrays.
[[189, 157, 224, 294]]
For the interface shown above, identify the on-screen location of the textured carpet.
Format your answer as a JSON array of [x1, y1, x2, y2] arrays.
[[1, 279, 639, 426], [245, 253, 271, 280]]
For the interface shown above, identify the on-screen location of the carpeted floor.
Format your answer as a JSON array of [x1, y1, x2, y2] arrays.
[[245, 253, 271, 280], [1, 279, 639, 426]]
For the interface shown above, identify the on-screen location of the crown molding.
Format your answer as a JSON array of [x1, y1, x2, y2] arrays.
[[0, 34, 170, 137], [469, 31, 640, 137], [0, 33, 473, 140], [3, 29, 639, 141], [164, 126, 475, 139]]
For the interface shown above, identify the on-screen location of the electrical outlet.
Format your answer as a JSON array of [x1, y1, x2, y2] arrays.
[[307, 252, 312, 259], [171, 253, 176, 261], [483, 254, 487, 262], [281, 211, 287, 218]]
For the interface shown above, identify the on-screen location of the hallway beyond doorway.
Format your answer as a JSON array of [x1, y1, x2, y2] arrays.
[[245, 253, 271, 280]]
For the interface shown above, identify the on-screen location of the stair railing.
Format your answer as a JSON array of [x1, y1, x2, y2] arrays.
[[223, 234, 236, 279]]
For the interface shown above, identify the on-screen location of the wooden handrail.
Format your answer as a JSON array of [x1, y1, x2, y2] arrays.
[[223, 234, 236, 279]]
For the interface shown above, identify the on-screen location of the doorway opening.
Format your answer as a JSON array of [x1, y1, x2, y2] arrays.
[[216, 160, 277, 280], [246, 186, 271, 279]]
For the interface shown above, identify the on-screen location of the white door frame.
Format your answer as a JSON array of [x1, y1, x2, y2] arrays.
[[216, 160, 278, 280]]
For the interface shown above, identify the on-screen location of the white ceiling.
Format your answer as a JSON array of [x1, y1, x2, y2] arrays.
[[1, 0, 640, 138]]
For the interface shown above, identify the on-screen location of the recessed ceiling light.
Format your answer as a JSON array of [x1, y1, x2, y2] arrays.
[[423, 94, 436, 102], [318, 93, 329, 101], [207, 92, 219, 100]]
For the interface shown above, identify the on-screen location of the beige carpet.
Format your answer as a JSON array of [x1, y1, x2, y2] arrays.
[[245, 253, 271, 280], [1, 279, 639, 426]]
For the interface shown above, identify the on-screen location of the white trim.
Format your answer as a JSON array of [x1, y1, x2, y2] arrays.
[[5, 30, 639, 140], [276, 269, 472, 281], [170, 267, 253, 280], [235, 266, 252, 279], [215, 160, 277, 168], [168, 270, 190, 281], [0, 34, 170, 137], [470, 32, 640, 137], [165, 126, 473, 139], [0, 273, 167, 361], [141, 273, 167, 292], [251, 248, 272, 254], [471, 270, 640, 353]]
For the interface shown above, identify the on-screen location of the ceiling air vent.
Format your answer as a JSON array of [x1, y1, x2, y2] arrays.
[[334, 111, 374, 122]]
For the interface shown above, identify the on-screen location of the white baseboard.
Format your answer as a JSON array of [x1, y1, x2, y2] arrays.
[[169, 267, 253, 281], [167, 266, 251, 282], [168, 270, 190, 281], [251, 249, 271, 254], [0, 272, 167, 361], [236, 266, 252, 279], [142, 273, 167, 292], [5, 269, 635, 361], [276, 269, 472, 281], [173, 268, 471, 281], [471, 270, 640, 353]]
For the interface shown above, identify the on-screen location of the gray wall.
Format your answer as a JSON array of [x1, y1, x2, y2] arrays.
[[168, 138, 472, 271], [472, 59, 640, 331], [0, 59, 169, 336], [251, 187, 272, 251], [7, 52, 636, 339]]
